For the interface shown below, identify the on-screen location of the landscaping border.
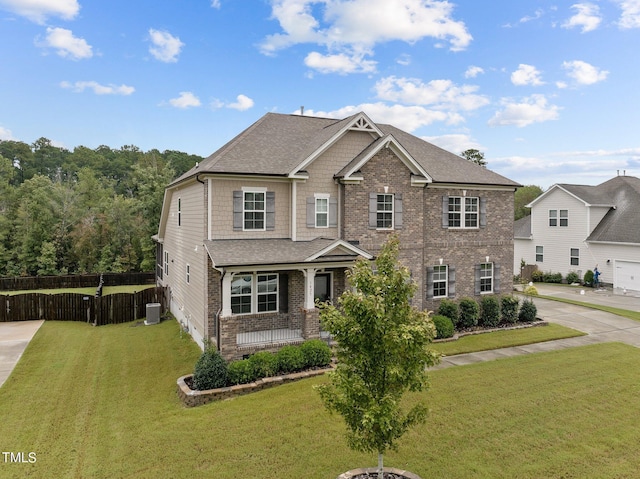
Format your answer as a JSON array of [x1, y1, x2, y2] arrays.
[[177, 366, 333, 407]]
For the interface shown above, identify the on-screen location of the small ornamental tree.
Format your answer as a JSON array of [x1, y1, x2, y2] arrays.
[[317, 236, 440, 479]]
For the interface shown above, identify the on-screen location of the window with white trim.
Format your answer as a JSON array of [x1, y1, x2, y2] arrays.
[[186, 264, 190, 284], [433, 265, 448, 298], [231, 274, 252, 314], [178, 198, 181, 226], [449, 197, 479, 228], [243, 191, 265, 230], [560, 209, 568, 227], [536, 246, 543, 262], [377, 194, 394, 229], [549, 209, 557, 226], [315, 196, 328, 228], [570, 248, 579, 266], [257, 274, 278, 312], [164, 251, 169, 276], [230, 273, 279, 315], [480, 262, 493, 293]]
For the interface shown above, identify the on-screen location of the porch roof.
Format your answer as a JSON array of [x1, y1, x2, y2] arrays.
[[203, 238, 373, 268]]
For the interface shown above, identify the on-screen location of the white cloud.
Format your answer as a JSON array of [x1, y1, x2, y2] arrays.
[[374, 76, 489, 111], [211, 0, 221, 8], [422, 133, 483, 155], [227, 94, 254, 111], [260, 0, 471, 73], [39, 27, 92, 60], [562, 60, 609, 85], [464, 65, 484, 78], [148, 29, 184, 63], [0, 0, 79, 24], [169, 92, 201, 108], [488, 94, 561, 127], [303, 102, 463, 132], [511, 64, 544, 86], [562, 3, 602, 32], [616, 0, 640, 28], [0, 125, 15, 141], [60, 81, 135, 95], [304, 50, 376, 74]]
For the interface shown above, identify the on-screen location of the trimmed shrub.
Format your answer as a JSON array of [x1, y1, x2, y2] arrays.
[[276, 345, 305, 374], [248, 351, 277, 378], [500, 295, 520, 324], [523, 284, 538, 296], [479, 296, 501, 328], [543, 272, 563, 283], [566, 271, 580, 284], [437, 298, 460, 329], [227, 359, 256, 385], [192, 348, 228, 391], [519, 299, 538, 322], [432, 315, 455, 339], [458, 297, 479, 329], [299, 339, 332, 368], [584, 269, 594, 287], [531, 270, 544, 282]]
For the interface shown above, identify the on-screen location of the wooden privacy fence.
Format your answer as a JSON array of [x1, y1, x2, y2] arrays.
[[0, 272, 156, 292], [0, 287, 166, 325]]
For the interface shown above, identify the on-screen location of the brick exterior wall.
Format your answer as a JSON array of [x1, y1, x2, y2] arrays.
[[342, 148, 514, 312]]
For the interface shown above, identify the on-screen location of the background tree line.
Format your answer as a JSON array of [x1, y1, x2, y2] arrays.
[[0, 138, 202, 277]]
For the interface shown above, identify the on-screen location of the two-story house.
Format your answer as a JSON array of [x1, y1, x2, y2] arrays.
[[155, 112, 520, 361], [514, 174, 640, 294]]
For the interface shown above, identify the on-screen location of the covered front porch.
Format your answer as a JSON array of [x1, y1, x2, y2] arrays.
[[204, 238, 372, 361]]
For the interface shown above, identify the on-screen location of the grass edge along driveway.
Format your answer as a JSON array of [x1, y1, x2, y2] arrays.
[[2, 320, 640, 478]]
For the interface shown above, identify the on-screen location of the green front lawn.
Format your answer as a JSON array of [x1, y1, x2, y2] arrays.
[[1, 320, 639, 478], [431, 323, 585, 356]]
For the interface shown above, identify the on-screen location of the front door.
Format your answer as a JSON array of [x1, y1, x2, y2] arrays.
[[314, 273, 331, 304]]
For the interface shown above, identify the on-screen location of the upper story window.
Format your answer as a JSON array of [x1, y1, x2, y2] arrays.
[[560, 209, 568, 227], [447, 196, 479, 228], [185, 264, 190, 284], [549, 209, 568, 227], [376, 194, 394, 229], [243, 191, 265, 230], [178, 198, 181, 226], [233, 189, 275, 232], [315, 195, 329, 228], [368, 192, 403, 230]]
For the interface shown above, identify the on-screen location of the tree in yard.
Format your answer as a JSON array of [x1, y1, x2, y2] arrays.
[[514, 185, 543, 220], [460, 148, 487, 167], [317, 236, 440, 479]]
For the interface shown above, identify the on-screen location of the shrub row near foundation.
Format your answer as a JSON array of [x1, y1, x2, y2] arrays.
[[437, 295, 538, 331], [431, 315, 455, 339], [528, 270, 583, 285], [193, 339, 333, 390]]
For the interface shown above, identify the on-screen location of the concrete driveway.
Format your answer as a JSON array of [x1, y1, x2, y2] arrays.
[[0, 320, 44, 388]]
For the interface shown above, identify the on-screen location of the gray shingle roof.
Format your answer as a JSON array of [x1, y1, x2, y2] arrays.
[[585, 176, 640, 244], [173, 112, 520, 188], [514, 215, 532, 239], [203, 238, 369, 268]]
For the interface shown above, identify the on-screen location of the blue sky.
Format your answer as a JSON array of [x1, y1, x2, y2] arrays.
[[1, 0, 640, 189]]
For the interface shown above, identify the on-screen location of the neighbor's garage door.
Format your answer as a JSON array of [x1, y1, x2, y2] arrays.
[[615, 260, 640, 293]]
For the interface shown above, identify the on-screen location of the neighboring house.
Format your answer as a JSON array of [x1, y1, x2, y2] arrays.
[[155, 112, 520, 361], [514, 174, 640, 294]]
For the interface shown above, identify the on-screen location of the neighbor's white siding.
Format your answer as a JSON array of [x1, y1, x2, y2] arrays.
[[529, 188, 590, 277]]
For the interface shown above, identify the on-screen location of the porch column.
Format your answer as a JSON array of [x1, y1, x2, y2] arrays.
[[301, 268, 318, 310], [221, 272, 233, 317]]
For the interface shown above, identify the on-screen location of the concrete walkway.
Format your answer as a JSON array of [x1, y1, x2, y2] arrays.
[[0, 320, 44, 388], [432, 284, 640, 370]]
